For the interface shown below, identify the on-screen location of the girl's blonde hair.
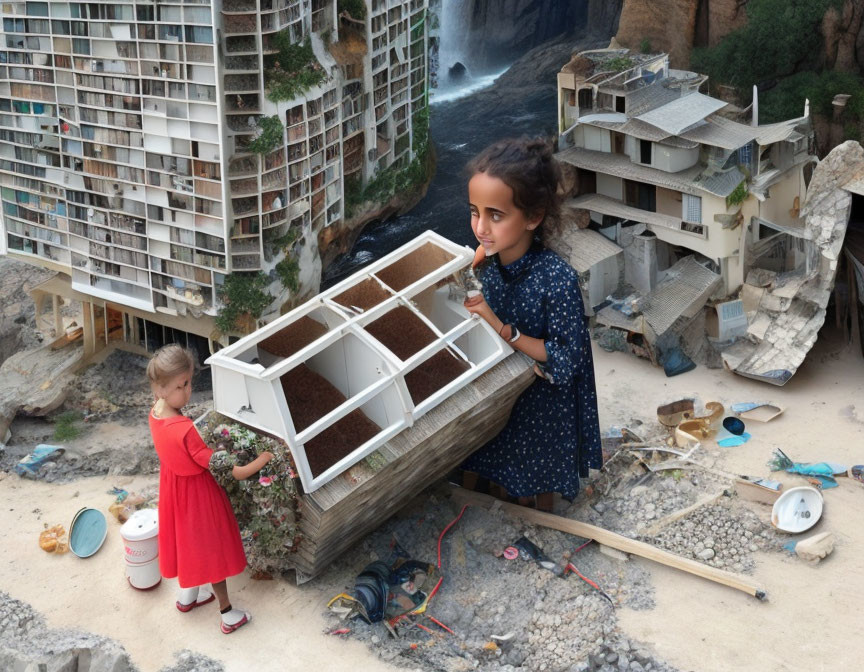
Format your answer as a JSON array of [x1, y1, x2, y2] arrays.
[[146, 344, 196, 389]]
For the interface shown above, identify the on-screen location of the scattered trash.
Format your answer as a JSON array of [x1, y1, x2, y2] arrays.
[[483, 641, 499, 652], [731, 402, 785, 423], [512, 536, 559, 573], [658, 342, 696, 377], [657, 399, 695, 427], [38, 524, 69, 554], [121, 508, 160, 590], [502, 546, 519, 560], [491, 632, 515, 642], [769, 449, 845, 489], [734, 477, 783, 505], [327, 628, 351, 636], [722, 417, 746, 435], [771, 487, 824, 534], [68, 507, 108, 558], [15, 445, 65, 478], [716, 427, 751, 447], [849, 465, 864, 486], [563, 562, 614, 606], [782, 540, 798, 554], [795, 531, 835, 563]]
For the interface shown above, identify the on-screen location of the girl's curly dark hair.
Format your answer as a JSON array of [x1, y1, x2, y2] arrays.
[[466, 137, 563, 245]]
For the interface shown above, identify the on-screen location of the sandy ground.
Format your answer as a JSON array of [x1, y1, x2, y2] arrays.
[[596, 326, 864, 672], [1, 323, 861, 671]]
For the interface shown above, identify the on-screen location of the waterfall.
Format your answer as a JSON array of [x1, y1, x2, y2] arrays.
[[433, 0, 507, 104]]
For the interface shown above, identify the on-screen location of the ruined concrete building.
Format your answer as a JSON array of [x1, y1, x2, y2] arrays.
[[0, 0, 430, 360], [551, 48, 858, 384]]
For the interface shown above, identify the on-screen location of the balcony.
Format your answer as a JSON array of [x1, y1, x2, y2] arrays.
[[230, 176, 258, 195], [227, 114, 260, 132], [224, 74, 259, 93], [223, 14, 257, 35], [222, 0, 257, 10], [232, 253, 261, 269], [225, 93, 260, 113], [225, 55, 258, 71], [225, 35, 257, 54], [227, 155, 258, 177]]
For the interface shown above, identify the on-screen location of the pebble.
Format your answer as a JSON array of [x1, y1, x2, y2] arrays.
[[697, 548, 715, 560]]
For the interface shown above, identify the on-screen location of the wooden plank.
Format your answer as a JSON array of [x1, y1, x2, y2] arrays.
[[733, 478, 782, 506], [450, 487, 767, 600]]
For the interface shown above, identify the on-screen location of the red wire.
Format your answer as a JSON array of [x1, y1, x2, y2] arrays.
[[425, 503, 470, 607], [437, 504, 469, 568]]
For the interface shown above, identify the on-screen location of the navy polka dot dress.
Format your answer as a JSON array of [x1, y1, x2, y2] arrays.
[[462, 243, 603, 499]]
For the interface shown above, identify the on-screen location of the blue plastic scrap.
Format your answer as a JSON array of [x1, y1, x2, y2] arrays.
[[768, 448, 845, 489], [14, 444, 65, 477]]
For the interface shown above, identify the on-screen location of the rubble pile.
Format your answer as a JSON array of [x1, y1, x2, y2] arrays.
[[0, 591, 137, 672], [648, 502, 780, 573], [325, 491, 677, 672]]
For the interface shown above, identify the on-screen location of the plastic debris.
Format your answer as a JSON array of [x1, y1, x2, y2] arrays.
[[15, 444, 65, 477], [771, 486, 824, 533], [722, 417, 746, 435], [512, 536, 558, 573], [39, 524, 69, 554], [731, 402, 785, 423], [848, 465, 863, 485], [768, 448, 844, 488]]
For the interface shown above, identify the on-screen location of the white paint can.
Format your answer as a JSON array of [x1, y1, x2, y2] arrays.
[[120, 508, 159, 565], [125, 557, 162, 591]]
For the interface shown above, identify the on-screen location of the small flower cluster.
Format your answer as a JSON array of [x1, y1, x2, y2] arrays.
[[202, 414, 302, 574]]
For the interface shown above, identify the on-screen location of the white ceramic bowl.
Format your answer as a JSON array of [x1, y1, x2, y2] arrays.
[[771, 486, 824, 533]]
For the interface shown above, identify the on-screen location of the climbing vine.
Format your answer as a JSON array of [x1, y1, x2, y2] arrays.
[[264, 34, 327, 103], [248, 115, 284, 155], [727, 181, 749, 208], [215, 272, 273, 334]]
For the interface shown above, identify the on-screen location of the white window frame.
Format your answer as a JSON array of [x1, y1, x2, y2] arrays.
[[682, 193, 702, 224]]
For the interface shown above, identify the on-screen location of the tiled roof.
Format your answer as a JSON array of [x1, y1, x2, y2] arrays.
[[550, 220, 623, 271], [626, 82, 686, 117], [636, 93, 728, 135], [753, 118, 807, 145], [557, 147, 744, 198], [679, 116, 758, 150], [581, 117, 697, 149], [642, 256, 722, 336], [567, 194, 682, 232]]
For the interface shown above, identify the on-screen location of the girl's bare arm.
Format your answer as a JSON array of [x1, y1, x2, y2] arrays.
[[232, 451, 274, 480]]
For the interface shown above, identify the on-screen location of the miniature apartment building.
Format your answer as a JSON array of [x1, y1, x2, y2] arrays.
[[207, 231, 512, 492], [0, 0, 430, 360]]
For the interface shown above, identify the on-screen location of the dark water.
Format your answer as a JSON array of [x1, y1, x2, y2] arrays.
[[321, 81, 559, 286]]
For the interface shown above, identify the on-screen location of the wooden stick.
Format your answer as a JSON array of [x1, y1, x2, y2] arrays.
[[641, 491, 726, 536], [450, 486, 767, 601]]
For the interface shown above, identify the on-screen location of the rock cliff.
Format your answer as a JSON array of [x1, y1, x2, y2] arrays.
[[616, 0, 864, 74], [455, 0, 622, 71], [614, 0, 747, 69]]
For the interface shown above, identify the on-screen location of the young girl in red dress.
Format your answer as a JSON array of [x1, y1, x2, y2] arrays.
[[147, 344, 273, 634]]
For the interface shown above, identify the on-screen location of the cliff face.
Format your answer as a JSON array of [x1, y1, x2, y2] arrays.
[[616, 0, 864, 74], [822, 0, 864, 73], [456, 0, 621, 71], [614, 0, 747, 68]]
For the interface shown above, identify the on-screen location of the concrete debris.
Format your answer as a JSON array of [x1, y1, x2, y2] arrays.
[[0, 343, 82, 449], [723, 141, 864, 385], [795, 531, 835, 563], [0, 591, 137, 672]]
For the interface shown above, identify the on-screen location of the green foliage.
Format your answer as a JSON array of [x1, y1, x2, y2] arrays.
[[844, 122, 861, 143], [345, 106, 432, 218], [215, 272, 273, 334], [602, 56, 634, 73], [759, 70, 864, 124], [727, 180, 749, 208], [53, 410, 83, 442], [247, 115, 284, 155], [691, 0, 838, 94], [275, 257, 300, 293], [264, 34, 327, 103], [338, 0, 366, 20], [639, 38, 652, 54], [270, 227, 299, 250]]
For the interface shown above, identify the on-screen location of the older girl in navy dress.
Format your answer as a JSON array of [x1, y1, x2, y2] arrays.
[[461, 138, 602, 510]]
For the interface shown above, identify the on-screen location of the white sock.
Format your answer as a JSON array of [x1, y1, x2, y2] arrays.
[[220, 607, 248, 626], [178, 586, 199, 606]]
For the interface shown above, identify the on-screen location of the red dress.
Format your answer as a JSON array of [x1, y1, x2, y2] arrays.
[[149, 413, 247, 587]]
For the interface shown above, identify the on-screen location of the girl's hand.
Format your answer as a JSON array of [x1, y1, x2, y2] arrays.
[[260, 451, 274, 464], [463, 294, 503, 333]]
